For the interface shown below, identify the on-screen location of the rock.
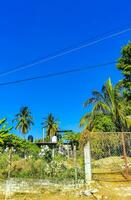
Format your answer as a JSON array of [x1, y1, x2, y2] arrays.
[[83, 190, 92, 196], [82, 188, 99, 196], [91, 188, 99, 193]]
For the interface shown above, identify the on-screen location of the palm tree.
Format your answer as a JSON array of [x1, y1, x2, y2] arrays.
[[13, 106, 34, 138], [42, 113, 58, 141], [80, 78, 130, 132], [80, 78, 131, 180]]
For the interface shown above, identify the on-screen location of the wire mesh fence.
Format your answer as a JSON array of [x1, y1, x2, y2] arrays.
[[90, 132, 131, 181]]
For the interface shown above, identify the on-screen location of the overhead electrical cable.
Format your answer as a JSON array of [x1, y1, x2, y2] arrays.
[[0, 61, 116, 87], [0, 23, 131, 78]]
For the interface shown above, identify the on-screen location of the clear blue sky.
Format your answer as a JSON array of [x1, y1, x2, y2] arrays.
[[0, 0, 131, 139]]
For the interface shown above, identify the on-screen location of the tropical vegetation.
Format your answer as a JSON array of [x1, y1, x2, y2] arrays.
[[80, 78, 130, 132]]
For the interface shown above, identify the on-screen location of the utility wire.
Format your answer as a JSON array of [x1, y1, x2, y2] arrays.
[[0, 23, 131, 78], [0, 61, 116, 87]]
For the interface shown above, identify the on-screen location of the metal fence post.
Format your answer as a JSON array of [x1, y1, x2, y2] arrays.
[[121, 132, 129, 179]]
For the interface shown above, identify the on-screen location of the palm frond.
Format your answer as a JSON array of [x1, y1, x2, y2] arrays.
[[84, 98, 97, 107], [80, 113, 91, 127], [92, 101, 110, 114], [0, 118, 7, 126], [92, 90, 104, 101]]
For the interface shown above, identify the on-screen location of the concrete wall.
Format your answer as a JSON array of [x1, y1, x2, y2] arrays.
[[0, 178, 85, 198], [0, 179, 43, 198]]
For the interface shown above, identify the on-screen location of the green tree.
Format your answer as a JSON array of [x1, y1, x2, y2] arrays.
[[0, 118, 12, 134], [0, 118, 12, 144], [81, 78, 130, 132], [0, 133, 39, 156], [80, 113, 116, 132], [117, 42, 131, 99], [42, 113, 58, 141], [91, 114, 116, 132], [63, 132, 80, 146], [13, 106, 34, 138]]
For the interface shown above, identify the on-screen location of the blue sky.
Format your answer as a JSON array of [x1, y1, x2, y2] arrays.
[[0, 0, 131, 139]]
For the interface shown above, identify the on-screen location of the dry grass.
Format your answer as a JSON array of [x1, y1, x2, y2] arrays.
[[92, 156, 131, 173]]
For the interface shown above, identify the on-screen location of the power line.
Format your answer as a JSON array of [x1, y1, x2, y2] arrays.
[[0, 61, 116, 87], [0, 23, 131, 78]]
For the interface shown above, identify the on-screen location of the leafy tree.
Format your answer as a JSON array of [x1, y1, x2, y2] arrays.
[[63, 132, 80, 146], [117, 42, 131, 99], [41, 113, 58, 141], [0, 118, 12, 134], [0, 118, 13, 144], [91, 114, 116, 132], [81, 78, 130, 132], [13, 107, 34, 137], [80, 113, 116, 132], [0, 133, 39, 156]]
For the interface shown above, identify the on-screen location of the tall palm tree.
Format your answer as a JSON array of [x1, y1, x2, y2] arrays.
[[13, 107, 34, 137], [80, 78, 130, 132], [42, 113, 58, 140]]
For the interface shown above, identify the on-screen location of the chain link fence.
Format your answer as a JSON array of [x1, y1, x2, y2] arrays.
[[90, 132, 131, 181]]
